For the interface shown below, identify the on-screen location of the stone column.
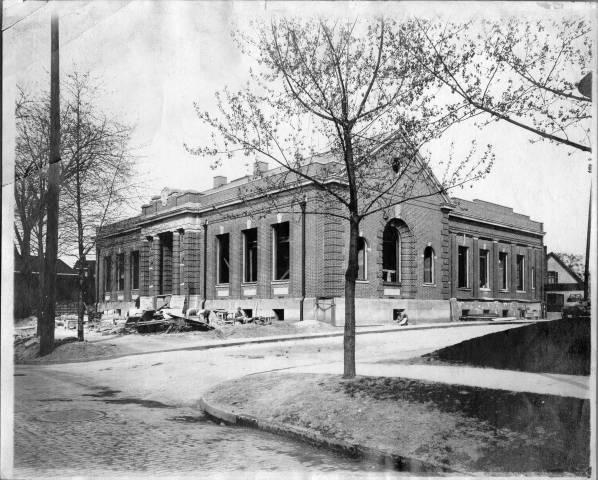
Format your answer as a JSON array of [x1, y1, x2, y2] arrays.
[[172, 230, 181, 295], [111, 252, 117, 296], [149, 235, 161, 297], [124, 248, 131, 300]]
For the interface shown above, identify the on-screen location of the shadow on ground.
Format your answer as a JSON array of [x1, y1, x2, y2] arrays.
[[343, 377, 590, 474]]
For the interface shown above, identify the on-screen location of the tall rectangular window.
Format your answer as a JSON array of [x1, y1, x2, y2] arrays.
[[516, 254, 525, 291], [130, 251, 140, 290], [498, 252, 508, 290], [479, 249, 489, 289], [423, 246, 434, 284], [531, 266, 536, 290], [272, 222, 290, 280], [104, 256, 112, 292], [216, 233, 230, 284], [457, 246, 469, 288], [243, 228, 258, 283], [116, 253, 125, 291]]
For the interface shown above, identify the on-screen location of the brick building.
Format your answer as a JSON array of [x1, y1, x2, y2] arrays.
[[96, 159, 545, 325]]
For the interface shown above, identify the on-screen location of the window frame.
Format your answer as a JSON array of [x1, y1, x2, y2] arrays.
[[116, 253, 125, 291], [382, 224, 401, 285], [531, 265, 536, 290], [547, 271, 558, 285], [498, 251, 509, 291], [479, 249, 490, 290], [130, 250, 140, 290], [457, 245, 469, 289], [357, 237, 368, 281], [216, 233, 230, 285], [272, 222, 290, 281], [516, 254, 525, 291], [423, 246, 435, 285], [104, 255, 112, 292], [242, 227, 258, 284]]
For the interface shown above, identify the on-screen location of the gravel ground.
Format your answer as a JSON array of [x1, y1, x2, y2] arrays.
[[14, 320, 340, 364], [203, 372, 590, 475]]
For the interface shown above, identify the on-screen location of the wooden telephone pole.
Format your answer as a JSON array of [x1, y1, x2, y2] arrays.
[[40, 13, 60, 355]]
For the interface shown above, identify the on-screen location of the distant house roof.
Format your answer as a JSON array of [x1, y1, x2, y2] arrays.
[[547, 252, 584, 285], [14, 251, 77, 276]]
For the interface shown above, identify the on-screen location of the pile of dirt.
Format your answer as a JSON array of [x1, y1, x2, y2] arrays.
[[413, 318, 590, 375], [195, 320, 338, 340], [14, 335, 122, 364], [203, 372, 589, 474]]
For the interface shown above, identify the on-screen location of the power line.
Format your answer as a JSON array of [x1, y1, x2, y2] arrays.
[[2, 1, 48, 32]]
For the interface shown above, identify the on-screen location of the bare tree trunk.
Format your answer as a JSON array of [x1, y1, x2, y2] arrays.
[[343, 216, 359, 378], [18, 231, 33, 318], [74, 90, 86, 341], [40, 14, 60, 356]]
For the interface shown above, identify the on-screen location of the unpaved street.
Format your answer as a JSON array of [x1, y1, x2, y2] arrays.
[[11, 323, 526, 477]]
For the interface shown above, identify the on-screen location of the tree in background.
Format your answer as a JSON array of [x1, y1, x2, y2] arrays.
[[14, 72, 137, 345], [189, 18, 493, 377], [554, 252, 585, 279], [408, 18, 592, 153], [59, 72, 137, 341]]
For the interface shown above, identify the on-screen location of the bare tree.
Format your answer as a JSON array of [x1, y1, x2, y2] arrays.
[[14, 89, 49, 319], [59, 72, 137, 341], [14, 72, 137, 346], [188, 18, 492, 377], [407, 18, 592, 153]]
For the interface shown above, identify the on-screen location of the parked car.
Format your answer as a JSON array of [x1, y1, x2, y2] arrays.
[[562, 294, 591, 319]]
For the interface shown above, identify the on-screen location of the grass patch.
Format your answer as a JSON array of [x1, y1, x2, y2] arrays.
[[415, 318, 590, 375], [204, 372, 590, 474]]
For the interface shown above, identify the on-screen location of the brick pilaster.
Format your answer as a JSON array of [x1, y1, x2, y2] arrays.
[[472, 237, 479, 298], [140, 237, 150, 296], [172, 230, 181, 295], [149, 235, 160, 297]]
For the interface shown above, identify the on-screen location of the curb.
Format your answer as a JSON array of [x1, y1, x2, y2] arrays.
[[197, 396, 460, 473], [18, 320, 534, 365]]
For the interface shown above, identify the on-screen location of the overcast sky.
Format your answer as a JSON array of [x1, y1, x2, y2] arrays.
[[3, 0, 594, 255]]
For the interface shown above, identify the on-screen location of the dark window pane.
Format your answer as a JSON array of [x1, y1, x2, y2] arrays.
[[217, 234, 230, 284], [458, 246, 468, 288], [516, 255, 525, 290], [130, 251, 140, 290], [243, 228, 258, 283], [273, 222, 290, 280], [104, 256, 112, 292], [357, 237, 366, 281], [499, 252, 508, 290], [479, 249, 488, 289], [424, 246, 434, 284], [382, 224, 400, 283]]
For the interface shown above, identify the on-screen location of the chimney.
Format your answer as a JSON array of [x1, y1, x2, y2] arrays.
[[213, 176, 227, 188], [254, 161, 268, 175]]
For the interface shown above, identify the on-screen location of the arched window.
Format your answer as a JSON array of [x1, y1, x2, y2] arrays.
[[357, 237, 367, 281], [382, 224, 401, 283], [423, 246, 434, 284]]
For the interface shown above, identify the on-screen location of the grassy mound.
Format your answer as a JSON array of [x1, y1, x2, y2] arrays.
[[419, 319, 590, 375]]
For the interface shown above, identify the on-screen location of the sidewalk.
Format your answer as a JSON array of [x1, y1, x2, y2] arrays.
[[290, 361, 590, 399], [22, 319, 534, 364]]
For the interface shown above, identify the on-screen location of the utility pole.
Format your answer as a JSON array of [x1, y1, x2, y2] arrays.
[[584, 187, 591, 301], [40, 13, 60, 355]]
